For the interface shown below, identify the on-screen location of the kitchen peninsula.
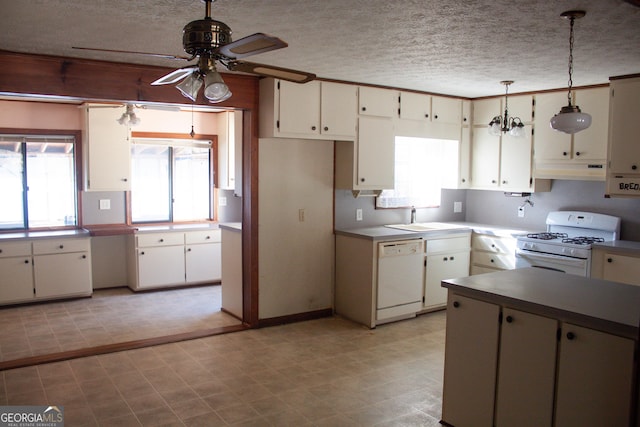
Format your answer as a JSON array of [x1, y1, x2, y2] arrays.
[[440, 267, 640, 427]]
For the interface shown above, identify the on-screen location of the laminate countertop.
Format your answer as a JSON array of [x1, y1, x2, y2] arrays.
[[442, 267, 640, 339]]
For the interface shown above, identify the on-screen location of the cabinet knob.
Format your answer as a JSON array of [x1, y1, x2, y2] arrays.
[[360, 177, 365, 182], [187, 248, 192, 252], [566, 331, 576, 340], [122, 178, 128, 182], [425, 114, 429, 118], [461, 178, 466, 183], [311, 126, 316, 131], [159, 239, 164, 242], [0, 249, 2, 253], [491, 180, 497, 184], [506, 315, 513, 323], [490, 258, 495, 263], [82, 255, 87, 259], [502, 180, 507, 184], [452, 301, 460, 308], [140, 251, 145, 255], [59, 245, 64, 249], [24, 259, 29, 264], [362, 107, 367, 112], [607, 257, 613, 263], [463, 117, 467, 122], [434, 115, 439, 119], [491, 244, 496, 248], [575, 151, 581, 156], [324, 126, 329, 131], [450, 256, 455, 260], [205, 235, 211, 240], [562, 151, 568, 156], [632, 165, 638, 170], [443, 257, 448, 261]]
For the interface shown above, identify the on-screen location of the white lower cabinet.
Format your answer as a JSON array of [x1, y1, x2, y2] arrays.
[[442, 292, 636, 427], [423, 235, 470, 310], [0, 241, 34, 304], [128, 229, 221, 291], [470, 232, 517, 275]]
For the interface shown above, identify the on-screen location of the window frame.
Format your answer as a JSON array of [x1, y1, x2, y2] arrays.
[[127, 131, 219, 225], [0, 128, 83, 231]]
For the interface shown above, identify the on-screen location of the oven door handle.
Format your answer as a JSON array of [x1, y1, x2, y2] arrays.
[[516, 250, 587, 265]]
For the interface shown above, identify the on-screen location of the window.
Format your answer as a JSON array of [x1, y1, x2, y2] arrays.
[[0, 134, 77, 230], [377, 136, 459, 208], [130, 139, 212, 223]]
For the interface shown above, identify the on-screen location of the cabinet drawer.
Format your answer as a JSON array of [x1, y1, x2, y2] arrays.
[[472, 234, 517, 255], [0, 241, 32, 258], [426, 235, 470, 254], [33, 238, 90, 255], [185, 229, 221, 244], [136, 232, 184, 247], [472, 251, 515, 270]]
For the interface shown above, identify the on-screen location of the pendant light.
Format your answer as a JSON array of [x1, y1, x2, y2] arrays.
[[550, 10, 591, 134], [488, 80, 526, 138]]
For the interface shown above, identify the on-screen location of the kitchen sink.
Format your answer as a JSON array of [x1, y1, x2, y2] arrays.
[[385, 222, 466, 232]]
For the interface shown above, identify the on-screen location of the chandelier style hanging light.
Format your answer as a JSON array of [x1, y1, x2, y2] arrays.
[[488, 80, 526, 138], [116, 104, 141, 126], [550, 10, 592, 134]]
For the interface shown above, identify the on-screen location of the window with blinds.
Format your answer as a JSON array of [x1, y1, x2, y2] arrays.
[[0, 134, 77, 229]]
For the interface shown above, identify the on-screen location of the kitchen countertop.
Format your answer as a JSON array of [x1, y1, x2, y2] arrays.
[[594, 240, 640, 254], [219, 222, 242, 232], [0, 228, 91, 241], [335, 222, 536, 241], [442, 267, 640, 339]]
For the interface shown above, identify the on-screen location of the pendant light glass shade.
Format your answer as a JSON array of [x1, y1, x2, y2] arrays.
[[176, 72, 203, 102], [550, 10, 591, 134], [550, 105, 592, 134], [204, 71, 232, 103]]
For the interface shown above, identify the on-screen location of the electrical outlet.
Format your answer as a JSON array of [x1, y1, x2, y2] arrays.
[[298, 208, 305, 222], [518, 206, 525, 218], [356, 208, 363, 221], [99, 199, 111, 210], [219, 196, 227, 206], [454, 201, 462, 213]]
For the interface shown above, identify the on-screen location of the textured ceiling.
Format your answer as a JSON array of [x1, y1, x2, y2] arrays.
[[1, 0, 639, 98]]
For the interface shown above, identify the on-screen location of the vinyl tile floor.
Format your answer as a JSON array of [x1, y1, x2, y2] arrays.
[[0, 311, 447, 426], [0, 285, 241, 362]]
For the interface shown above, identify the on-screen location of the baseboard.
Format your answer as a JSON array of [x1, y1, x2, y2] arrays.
[[257, 308, 333, 328]]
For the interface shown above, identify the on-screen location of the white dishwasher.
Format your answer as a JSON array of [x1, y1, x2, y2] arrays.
[[377, 239, 424, 323]]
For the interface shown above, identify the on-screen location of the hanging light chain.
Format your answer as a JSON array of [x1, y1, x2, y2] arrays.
[[566, 15, 576, 106]]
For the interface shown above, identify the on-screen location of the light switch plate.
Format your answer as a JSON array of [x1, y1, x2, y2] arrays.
[[518, 206, 525, 218], [99, 199, 111, 210], [356, 209, 363, 221], [454, 201, 462, 213]]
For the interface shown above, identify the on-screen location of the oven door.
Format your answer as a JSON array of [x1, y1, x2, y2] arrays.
[[515, 249, 590, 277]]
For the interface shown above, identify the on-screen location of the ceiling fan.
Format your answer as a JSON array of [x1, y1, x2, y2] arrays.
[[73, 0, 315, 103]]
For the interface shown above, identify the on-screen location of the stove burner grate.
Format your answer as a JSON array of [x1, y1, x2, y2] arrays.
[[526, 232, 568, 240], [562, 236, 605, 245]]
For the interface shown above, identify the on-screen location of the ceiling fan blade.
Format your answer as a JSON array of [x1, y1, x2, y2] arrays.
[[151, 66, 198, 86], [218, 33, 287, 59], [226, 61, 315, 83], [72, 46, 191, 61]]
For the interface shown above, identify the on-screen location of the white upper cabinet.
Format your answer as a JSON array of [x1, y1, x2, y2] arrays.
[[216, 110, 242, 193], [432, 96, 462, 125], [608, 77, 640, 175], [400, 91, 430, 121], [500, 127, 534, 190], [320, 82, 358, 139], [534, 87, 609, 180], [259, 79, 356, 140], [82, 104, 131, 191], [358, 86, 398, 117], [471, 131, 501, 189], [473, 98, 501, 126]]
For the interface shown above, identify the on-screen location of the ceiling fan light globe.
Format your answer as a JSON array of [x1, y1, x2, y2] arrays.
[[488, 120, 502, 136], [550, 109, 592, 134], [204, 72, 232, 103]]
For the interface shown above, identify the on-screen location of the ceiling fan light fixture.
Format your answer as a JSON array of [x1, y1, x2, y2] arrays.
[[550, 10, 591, 135], [175, 72, 203, 101], [116, 104, 141, 126], [203, 71, 232, 103]]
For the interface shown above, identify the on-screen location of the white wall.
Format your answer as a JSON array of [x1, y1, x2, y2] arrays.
[[258, 138, 334, 319]]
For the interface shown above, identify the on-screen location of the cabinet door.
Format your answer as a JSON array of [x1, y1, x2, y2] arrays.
[[33, 252, 91, 298], [495, 309, 557, 427], [358, 86, 398, 117], [500, 127, 533, 190], [573, 87, 609, 160], [442, 293, 500, 427], [321, 82, 357, 138], [424, 251, 469, 309], [136, 245, 185, 288], [278, 80, 321, 136], [471, 131, 500, 188], [603, 253, 640, 286], [555, 324, 635, 427], [472, 98, 501, 126], [84, 106, 131, 191], [399, 91, 430, 121], [0, 257, 34, 303], [457, 126, 471, 188], [608, 78, 640, 174], [432, 96, 462, 125], [356, 115, 394, 189], [533, 92, 572, 161], [185, 242, 221, 283]]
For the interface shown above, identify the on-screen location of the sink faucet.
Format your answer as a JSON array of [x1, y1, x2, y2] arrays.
[[410, 206, 417, 224]]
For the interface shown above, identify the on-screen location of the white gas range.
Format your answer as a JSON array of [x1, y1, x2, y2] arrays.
[[515, 211, 621, 277]]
